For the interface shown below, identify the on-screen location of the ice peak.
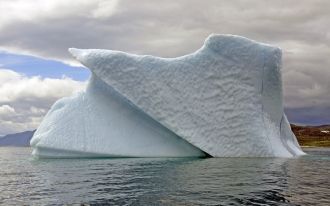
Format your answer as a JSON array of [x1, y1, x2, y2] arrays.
[[68, 48, 86, 61]]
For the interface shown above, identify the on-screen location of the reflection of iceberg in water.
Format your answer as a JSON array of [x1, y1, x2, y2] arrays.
[[163, 158, 293, 205], [36, 158, 293, 205], [31, 34, 305, 158]]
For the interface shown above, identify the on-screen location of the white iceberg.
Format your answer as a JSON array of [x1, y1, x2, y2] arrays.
[[30, 34, 305, 158]]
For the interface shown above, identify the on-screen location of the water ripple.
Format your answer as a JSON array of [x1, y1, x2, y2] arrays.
[[0, 147, 329, 205]]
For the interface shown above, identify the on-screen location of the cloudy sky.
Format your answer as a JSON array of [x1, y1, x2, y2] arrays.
[[0, 0, 329, 135]]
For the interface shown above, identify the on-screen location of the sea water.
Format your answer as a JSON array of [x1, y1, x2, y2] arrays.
[[0, 147, 329, 205]]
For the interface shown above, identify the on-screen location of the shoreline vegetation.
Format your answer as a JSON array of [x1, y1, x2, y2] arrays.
[[291, 124, 330, 147]]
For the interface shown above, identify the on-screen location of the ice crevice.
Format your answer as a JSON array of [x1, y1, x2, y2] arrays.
[[260, 47, 274, 156]]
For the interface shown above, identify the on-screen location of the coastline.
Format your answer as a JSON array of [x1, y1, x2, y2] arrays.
[[291, 124, 330, 147]]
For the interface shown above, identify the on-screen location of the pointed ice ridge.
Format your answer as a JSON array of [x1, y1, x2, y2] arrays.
[[31, 34, 305, 158]]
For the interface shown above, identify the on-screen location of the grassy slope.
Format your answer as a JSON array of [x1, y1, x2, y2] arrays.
[[291, 124, 330, 147]]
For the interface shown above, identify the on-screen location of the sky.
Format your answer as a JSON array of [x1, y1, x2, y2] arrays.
[[0, 0, 330, 135]]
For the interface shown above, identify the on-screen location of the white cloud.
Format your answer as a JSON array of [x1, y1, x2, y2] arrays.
[[0, 0, 329, 124], [0, 105, 16, 120], [91, 0, 119, 18], [0, 69, 86, 135], [0, 0, 119, 27]]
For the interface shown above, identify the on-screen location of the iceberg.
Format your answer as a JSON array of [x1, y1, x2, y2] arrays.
[[30, 34, 305, 158]]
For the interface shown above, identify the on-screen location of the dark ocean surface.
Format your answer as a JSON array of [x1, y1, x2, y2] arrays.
[[0, 147, 329, 205]]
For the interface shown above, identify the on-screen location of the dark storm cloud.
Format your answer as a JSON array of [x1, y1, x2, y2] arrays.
[[0, 0, 329, 125]]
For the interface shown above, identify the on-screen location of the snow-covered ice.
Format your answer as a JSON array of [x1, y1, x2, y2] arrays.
[[30, 34, 305, 158], [30, 75, 205, 158]]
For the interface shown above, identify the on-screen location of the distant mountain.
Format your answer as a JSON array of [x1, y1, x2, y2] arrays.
[[291, 124, 330, 147], [0, 130, 35, 147]]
